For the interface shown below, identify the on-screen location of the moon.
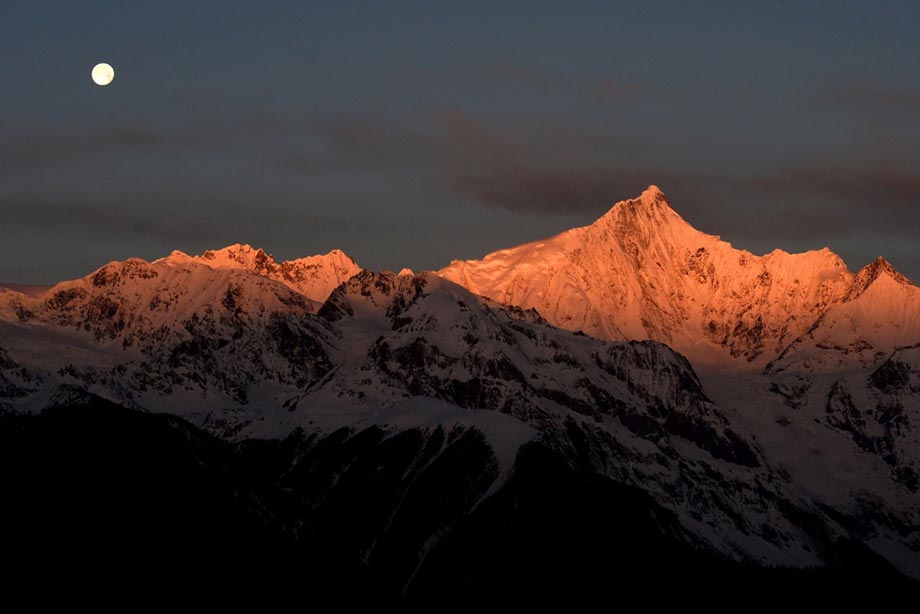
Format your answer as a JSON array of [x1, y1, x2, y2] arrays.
[[91, 63, 115, 86]]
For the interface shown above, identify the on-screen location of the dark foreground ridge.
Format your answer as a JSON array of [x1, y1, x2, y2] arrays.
[[1, 399, 916, 603]]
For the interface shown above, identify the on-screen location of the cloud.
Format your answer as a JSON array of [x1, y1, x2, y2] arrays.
[[307, 110, 709, 215], [443, 166, 683, 214], [671, 165, 920, 273], [0, 197, 226, 244], [0, 107, 326, 174], [818, 83, 920, 115], [474, 63, 555, 90], [0, 123, 225, 171], [275, 109, 920, 259], [742, 166, 920, 206], [396, 63, 654, 107], [588, 78, 647, 103], [398, 62, 559, 93], [323, 114, 439, 169]]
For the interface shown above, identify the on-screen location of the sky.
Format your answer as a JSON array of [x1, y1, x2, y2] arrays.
[[1, 1, 919, 283]]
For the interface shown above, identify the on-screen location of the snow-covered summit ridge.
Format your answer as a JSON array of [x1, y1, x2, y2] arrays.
[[439, 185, 919, 370], [0, 242, 362, 316], [156, 243, 361, 305], [1, 184, 916, 375]]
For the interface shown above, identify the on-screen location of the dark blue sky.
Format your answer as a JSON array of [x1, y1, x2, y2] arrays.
[[1, 1, 919, 282]]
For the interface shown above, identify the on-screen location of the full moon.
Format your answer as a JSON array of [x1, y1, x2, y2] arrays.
[[91, 63, 115, 86]]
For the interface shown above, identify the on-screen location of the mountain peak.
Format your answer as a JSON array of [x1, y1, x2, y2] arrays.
[[150, 244, 362, 306], [196, 244, 277, 277], [297, 248, 359, 268], [610, 184, 674, 214], [202, 242, 268, 260], [590, 184, 690, 240], [439, 185, 894, 366], [845, 257, 913, 301], [640, 184, 666, 201], [870, 256, 897, 271], [861, 256, 911, 284], [616, 184, 672, 212]]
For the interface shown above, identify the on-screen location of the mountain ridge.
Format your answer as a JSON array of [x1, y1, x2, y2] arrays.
[[157, 243, 362, 305], [2, 186, 919, 581], [4, 185, 917, 375], [439, 185, 919, 370]]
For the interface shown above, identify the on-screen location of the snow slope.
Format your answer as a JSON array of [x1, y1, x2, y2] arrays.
[[769, 258, 920, 373]]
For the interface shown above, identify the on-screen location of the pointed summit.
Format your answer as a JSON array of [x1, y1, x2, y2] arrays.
[[601, 184, 672, 217], [590, 184, 695, 246], [640, 184, 667, 202], [845, 257, 913, 300], [866, 256, 910, 281]]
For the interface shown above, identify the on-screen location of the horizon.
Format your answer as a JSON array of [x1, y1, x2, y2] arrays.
[[0, 184, 912, 286]]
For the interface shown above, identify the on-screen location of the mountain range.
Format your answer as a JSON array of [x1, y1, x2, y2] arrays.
[[1, 186, 918, 593]]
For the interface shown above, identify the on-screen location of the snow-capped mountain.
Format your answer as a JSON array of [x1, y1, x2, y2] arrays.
[[0, 256, 332, 414], [157, 243, 362, 306], [769, 257, 920, 373], [0, 262, 755, 473], [1, 255, 918, 579], [436, 185, 920, 576], [439, 186, 920, 371], [1, 187, 919, 584]]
